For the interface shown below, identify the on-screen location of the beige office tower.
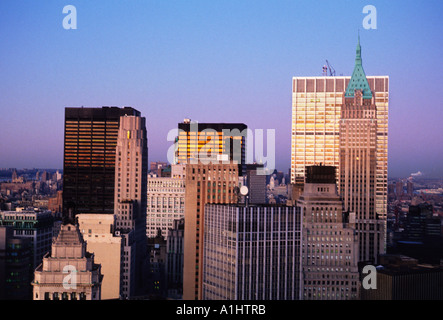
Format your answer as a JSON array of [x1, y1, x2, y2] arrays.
[[340, 38, 386, 263], [183, 163, 239, 300], [32, 223, 102, 300], [115, 115, 148, 231], [77, 214, 122, 300], [147, 171, 185, 239], [298, 166, 360, 300], [114, 114, 148, 298]]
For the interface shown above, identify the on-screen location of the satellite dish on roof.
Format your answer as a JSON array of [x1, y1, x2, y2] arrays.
[[240, 185, 249, 196]]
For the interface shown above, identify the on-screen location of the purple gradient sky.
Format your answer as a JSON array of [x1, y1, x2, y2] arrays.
[[0, 0, 442, 178]]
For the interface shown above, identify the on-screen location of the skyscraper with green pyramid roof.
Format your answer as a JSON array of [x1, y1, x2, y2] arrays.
[[340, 37, 385, 264], [345, 35, 373, 99], [291, 37, 389, 265]]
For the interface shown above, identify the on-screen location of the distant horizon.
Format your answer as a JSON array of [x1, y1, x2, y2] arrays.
[[1, 1, 442, 178], [1, 166, 442, 181]]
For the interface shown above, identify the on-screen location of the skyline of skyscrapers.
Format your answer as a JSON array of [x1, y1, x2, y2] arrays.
[[290, 70, 389, 213], [3, 35, 442, 305]]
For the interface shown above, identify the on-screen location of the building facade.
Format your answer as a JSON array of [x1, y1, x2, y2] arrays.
[[77, 214, 122, 300], [246, 164, 267, 204], [0, 209, 54, 270], [175, 120, 247, 175], [202, 204, 302, 300], [183, 163, 239, 300], [297, 165, 360, 300], [147, 173, 185, 239], [63, 106, 140, 217], [361, 254, 443, 300], [290, 68, 388, 222], [114, 114, 149, 298], [0, 226, 33, 300], [166, 218, 184, 299], [32, 223, 102, 300]]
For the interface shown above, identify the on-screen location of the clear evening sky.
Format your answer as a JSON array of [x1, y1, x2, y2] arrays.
[[0, 0, 442, 178]]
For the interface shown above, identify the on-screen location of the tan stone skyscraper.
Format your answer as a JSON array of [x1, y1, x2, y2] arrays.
[[340, 37, 385, 263], [114, 114, 148, 298], [182, 163, 239, 300], [114, 115, 148, 232]]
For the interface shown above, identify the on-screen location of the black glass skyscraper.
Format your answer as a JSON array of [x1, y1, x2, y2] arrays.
[[62, 106, 140, 219]]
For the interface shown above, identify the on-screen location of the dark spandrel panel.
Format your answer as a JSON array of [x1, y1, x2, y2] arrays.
[[305, 165, 336, 184]]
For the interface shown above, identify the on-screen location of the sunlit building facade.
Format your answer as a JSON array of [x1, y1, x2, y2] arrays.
[[114, 114, 149, 299], [290, 53, 388, 222], [182, 163, 239, 300], [175, 120, 247, 175]]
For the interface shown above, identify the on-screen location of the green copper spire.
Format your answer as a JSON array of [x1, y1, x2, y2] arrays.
[[345, 34, 372, 99]]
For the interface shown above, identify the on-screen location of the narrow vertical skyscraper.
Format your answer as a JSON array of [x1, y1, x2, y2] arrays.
[[114, 115, 148, 233], [114, 114, 148, 298], [340, 37, 385, 264], [182, 163, 239, 300]]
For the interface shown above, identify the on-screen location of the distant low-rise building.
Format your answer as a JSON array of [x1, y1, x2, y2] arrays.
[[48, 190, 63, 214], [361, 254, 443, 300]]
